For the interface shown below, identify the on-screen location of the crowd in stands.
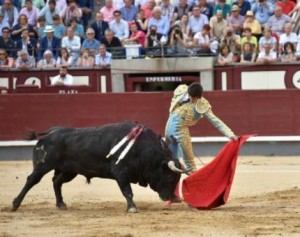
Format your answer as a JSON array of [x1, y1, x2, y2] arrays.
[[0, 0, 300, 70]]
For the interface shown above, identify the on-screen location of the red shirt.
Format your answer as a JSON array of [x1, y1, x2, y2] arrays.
[[130, 30, 146, 46], [276, 1, 296, 15]]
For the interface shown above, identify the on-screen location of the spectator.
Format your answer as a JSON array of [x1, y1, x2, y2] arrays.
[[100, 0, 117, 23], [213, 0, 231, 19], [102, 28, 122, 49], [148, 6, 170, 36], [144, 24, 163, 56], [241, 27, 258, 52], [227, 5, 245, 36], [113, 0, 124, 10], [109, 10, 129, 42], [279, 23, 298, 50], [243, 10, 262, 38], [187, 6, 208, 36], [220, 26, 241, 61], [259, 28, 277, 52], [70, 17, 84, 40], [15, 49, 35, 69], [77, 0, 93, 31], [51, 66, 74, 86], [167, 25, 189, 56], [134, 0, 147, 9], [124, 22, 146, 46], [16, 29, 37, 57], [37, 49, 56, 68], [277, 0, 296, 16], [61, 27, 81, 66], [240, 42, 256, 63], [135, 9, 149, 33], [141, 0, 156, 19], [46, 0, 67, 10], [52, 14, 65, 39], [0, 27, 15, 57], [174, 14, 189, 37], [193, 24, 217, 55], [0, 13, 9, 36], [210, 10, 228, 42], [160, 0, 175, 23], [251, 0, 274, 26], [56, 47, 73, 68], [19, 0, 39, 27], [218, 43, 233, 65], [0, 48, 14, 68], [21, 0, 45, 10], [11, 14, 36, 42], [95, 44, 112, 67], [266, 6, 291, 36], [38, 25, 61, 60], [198, 0, 213, 20], [36, 15, 46, 39], [173, 0, 191, 21], [90, 12, 109, 43], [60, 0, 82, 26], [120, 0, 138, 22], [77, 48, 95, 67], [39, 0, 59, 26], [1, 0, 19, 28], [280, 41, 297, 62], [232, 0, 251, 16], [101, 29, 123, 58], [256, 43, 277, 63], [82, 28, 100, 55]]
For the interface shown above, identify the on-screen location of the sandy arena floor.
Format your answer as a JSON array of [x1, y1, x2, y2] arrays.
[[1, 156, 300, 237]]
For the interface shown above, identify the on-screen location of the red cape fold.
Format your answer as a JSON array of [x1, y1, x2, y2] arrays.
[[177, 135, 254, 209]]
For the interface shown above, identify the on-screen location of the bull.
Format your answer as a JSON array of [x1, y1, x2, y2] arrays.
[[12, 122, 185, 212]]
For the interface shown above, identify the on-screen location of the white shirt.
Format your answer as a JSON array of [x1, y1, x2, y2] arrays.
[[257, 51, 277, 60], [51, 74, 74, 85], [61, 35, 81, 59], [279, 33, 298, 46], [109, 19, 129, 41]]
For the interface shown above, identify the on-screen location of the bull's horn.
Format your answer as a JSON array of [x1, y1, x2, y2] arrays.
[[168, 161, 187, 173]]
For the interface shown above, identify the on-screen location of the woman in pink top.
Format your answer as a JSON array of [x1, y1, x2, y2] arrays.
[[124, 22, 146, 46]]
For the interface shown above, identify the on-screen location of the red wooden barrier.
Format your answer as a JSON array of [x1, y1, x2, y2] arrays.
[[1, 90, 300, 140]]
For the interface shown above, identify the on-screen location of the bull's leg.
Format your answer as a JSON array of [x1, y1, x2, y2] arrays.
[[116, 179, 138, 213], [52, 170, 77, 210], [12, 165, 52, 211]]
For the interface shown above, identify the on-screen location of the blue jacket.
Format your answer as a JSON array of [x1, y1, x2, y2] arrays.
[[90, 20, 109, 43], [38, 36, 61, 60]]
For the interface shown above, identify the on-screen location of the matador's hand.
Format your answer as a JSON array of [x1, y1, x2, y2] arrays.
[[230, 135, 239, 141]]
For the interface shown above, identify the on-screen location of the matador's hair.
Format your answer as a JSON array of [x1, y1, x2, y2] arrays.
[[188, 82, 203, 98]]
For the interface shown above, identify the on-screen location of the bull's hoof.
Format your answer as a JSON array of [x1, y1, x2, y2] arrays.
[[56, 202, 68, 210], [11, 199, 20, 212], [127, 207, 139, 213]]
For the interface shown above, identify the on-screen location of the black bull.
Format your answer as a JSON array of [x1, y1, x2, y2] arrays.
[[12, 122, 184, 212]]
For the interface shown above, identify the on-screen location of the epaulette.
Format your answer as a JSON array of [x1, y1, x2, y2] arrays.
[[195, 97, 211, 113]]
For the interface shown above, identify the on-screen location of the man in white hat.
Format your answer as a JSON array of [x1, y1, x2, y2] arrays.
[[38, 25, 61, 60]]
